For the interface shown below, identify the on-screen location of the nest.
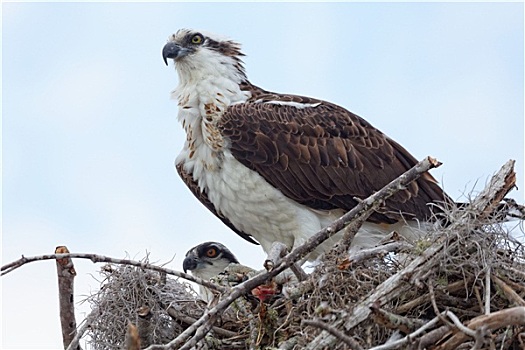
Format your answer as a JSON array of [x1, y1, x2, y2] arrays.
[[84, 260, 251, 349], [82, 161, 525, 349], [83, 212, 525, 350], [289, 219, 525, 349], [85, 262, 200, 348]]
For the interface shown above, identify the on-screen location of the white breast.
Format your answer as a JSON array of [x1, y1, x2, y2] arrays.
[[174, 76, 337, 257], [174, 76, 420, 260], [206, 151, 312, 250]]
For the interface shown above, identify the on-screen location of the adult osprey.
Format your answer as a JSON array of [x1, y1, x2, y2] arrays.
[[163, 29, 451, 259]]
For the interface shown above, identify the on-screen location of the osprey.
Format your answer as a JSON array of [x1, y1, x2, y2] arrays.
[[163, 29, 451, 259], [183, 241, 240, 278], [183, 242, 254, 301]]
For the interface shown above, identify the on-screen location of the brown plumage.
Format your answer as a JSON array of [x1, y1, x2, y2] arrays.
[[219, 82, 451, 225]]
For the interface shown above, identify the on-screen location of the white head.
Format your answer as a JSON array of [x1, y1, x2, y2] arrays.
[[183, 241, 240, 302], [182, 241, 240, 280], [162, 29, 247, 85]]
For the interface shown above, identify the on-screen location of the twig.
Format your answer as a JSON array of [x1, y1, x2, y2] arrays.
[[435, 306, 525, 350], [289, 263, 308, 282], [55, 246, 81, 350], [164, 305, 238, 338], [427, 280, 458, 334], [395, 279, 468, 314], [501, 264, 525, 281], [474, 285, 484, 314], [472, 325, 490, 350], [428, 279, 443, 320], [446, 311, 477, 337], [485, 266, 491, 315], [415, 325, 453, 349], [277, 336, 299, 350], [1, 252, 225, 293], [370, 302, 426, 334], [492, 274, 525, 306], [367, 312, 446, 350], [66, 307, 100, 350], [497, 274, 525, 294], [498, 326, 510, 350], [302, 319, 363, 350], [345, 241, 413, 266], [144, 156, 442, 350], [368, 309, 490, 350]]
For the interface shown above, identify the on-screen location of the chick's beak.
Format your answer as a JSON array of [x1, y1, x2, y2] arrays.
[[182, 254, 199, 273]]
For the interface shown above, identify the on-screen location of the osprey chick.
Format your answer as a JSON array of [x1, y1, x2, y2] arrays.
[[183, 241, 239, 279], [164, 29, 451, 259], [183, 241, 253, 301]]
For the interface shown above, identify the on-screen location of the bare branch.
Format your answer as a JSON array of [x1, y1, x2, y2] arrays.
[[415, 325, 453, 349], [1, 252, 226, 293], [435, 306, 525, 350], [55, 246, 81, 350], [264, 242, 308, 281], [446, 311, 477, 337], [343, 241, 413, 267], [302, 319, 363, 350], [485, 266, 491, 315], [66, 308, 99, 350], [367, 312, 446, 350], [395, 279, 469, 314], [492, 274, 525, 306], [163, 304, 238, 338], [370, 302, 426, 334]]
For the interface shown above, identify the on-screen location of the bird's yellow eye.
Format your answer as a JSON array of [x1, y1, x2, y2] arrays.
[[206, 247, 217, 257], [191, 34, 203, 45]]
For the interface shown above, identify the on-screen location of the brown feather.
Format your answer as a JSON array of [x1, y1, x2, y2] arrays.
[[219, 83, 453, 224]]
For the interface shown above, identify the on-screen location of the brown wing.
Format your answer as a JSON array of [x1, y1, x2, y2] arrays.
[[219, 88, 451, 224], [176, 163, 260, 245]]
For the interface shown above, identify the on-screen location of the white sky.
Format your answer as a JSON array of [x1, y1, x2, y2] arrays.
[[2, 2, 524, 349]]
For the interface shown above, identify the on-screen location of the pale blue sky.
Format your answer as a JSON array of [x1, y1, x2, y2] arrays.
[[2, 2, 524, 349]]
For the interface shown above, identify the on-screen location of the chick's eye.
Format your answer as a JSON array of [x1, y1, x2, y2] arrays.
[[191, 34, 203, 44], [206, 248, 217, 257]]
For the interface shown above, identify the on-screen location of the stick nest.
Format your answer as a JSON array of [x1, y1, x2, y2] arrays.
[[84, 208, 525, 349], [292, 217, 525, 349], [84, 214, 525, 349]]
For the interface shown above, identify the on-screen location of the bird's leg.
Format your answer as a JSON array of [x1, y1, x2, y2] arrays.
[[264, 242, 288, 271], [264, 242, 308, 282]]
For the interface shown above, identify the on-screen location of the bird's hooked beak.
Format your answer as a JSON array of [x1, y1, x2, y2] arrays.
[[162, 42, 187, 65], [182, 253, 199, 273]]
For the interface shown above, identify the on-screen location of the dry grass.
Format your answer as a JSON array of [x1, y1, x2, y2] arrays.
[[85, 262, 199, 348]]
